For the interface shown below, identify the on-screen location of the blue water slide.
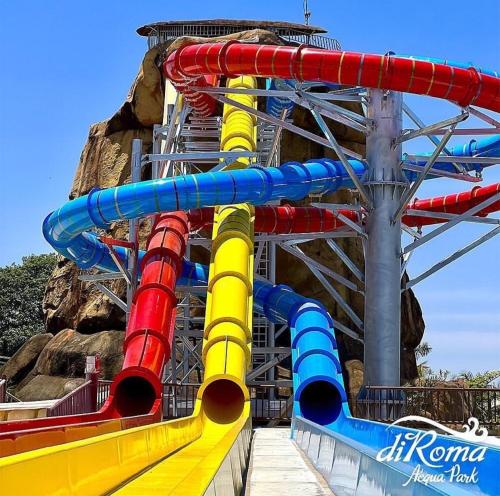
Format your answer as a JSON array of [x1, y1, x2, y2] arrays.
[[396, 53, 499, 77], [179, 261, 500, 496], [266, 78, 296, 118], [404, 135, 500, 174], [43, 151, 500, 275]]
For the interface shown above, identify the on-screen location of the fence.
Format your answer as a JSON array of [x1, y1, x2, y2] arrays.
[[146, 25, 341, 51], [47, 380, 95, 417], [353, 385, 500, 431], [162, 383, 292, 423], [97, 380, 112, 409]]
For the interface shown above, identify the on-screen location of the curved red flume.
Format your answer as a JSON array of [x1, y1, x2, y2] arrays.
[[163, 42, 500, 115]]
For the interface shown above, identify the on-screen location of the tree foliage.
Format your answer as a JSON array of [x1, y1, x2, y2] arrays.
[[0, 254, 57, 356]]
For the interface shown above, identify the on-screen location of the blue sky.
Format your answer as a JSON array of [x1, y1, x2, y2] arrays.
[[0, 0, 499, 374]]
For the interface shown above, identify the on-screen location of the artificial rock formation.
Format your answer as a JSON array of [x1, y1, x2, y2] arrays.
[[11, 330, 124, 399], [32, 29, 426, 399], [0, 333, 53, 386]]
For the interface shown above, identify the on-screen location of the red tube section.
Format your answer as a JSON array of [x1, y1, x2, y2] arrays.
[[163, 42, 500, 113], [405, 183, 500, 227], [106, 212, 189, 417], [189, 205, 359, 233]]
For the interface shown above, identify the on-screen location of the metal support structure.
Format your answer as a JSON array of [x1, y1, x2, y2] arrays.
[[396, 111, 468, 144], [403, 192, 500, 254], [363, 89, 404, 387], [310, 109, 372, 206], [326, 239, 364, 283], [406, 225, 500, 290], [126, 139, 142, 321], [393, 126, 457, 221], [402, 102, 465, 173], [210, 93, 363, 160], [94, 283, 128, 312]]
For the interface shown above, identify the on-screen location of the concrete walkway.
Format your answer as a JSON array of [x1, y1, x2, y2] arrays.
[[244, 428, 334, 496]]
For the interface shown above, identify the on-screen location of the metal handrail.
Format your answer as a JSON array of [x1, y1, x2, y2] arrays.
[[6, 391, 21, 403], [162, 383, 292, 422], [47, 380, 93, 417], [353, 385, 500, 429]]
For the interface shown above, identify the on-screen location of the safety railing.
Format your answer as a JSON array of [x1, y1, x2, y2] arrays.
[[162, 383, 292, 422], [97, 380, 112, 409], [353, 385, 500, 430], [46, 380, 94, 417], [146, 26, 340, 51], [0, 379, 21, 403], [283, 34, 341, 50]]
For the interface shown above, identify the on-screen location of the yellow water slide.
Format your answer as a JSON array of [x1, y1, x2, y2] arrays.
[[0, 77, 258, 495]]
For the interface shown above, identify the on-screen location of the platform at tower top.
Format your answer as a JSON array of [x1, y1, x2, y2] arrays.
[[136, 19, 340, 51]]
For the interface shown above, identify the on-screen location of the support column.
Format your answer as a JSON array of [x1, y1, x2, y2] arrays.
[[363, 90, 405, 387], [127, 139, 142, 322]]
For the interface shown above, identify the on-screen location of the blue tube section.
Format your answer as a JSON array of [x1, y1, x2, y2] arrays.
[[43, 158, 366, 272], [396, 53, 499, 77], [43, 150, 498, 276], [266, 79, 296, 118], [404, 135, 500, 175]]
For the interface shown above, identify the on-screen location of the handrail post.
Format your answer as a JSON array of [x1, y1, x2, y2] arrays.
[[85, 355, 101, 412]]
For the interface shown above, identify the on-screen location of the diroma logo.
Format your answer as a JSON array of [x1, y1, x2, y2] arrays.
[[375, 416, 498, 486]]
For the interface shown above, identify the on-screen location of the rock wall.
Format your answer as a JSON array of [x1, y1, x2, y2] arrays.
[[13, 29, 424, 398]]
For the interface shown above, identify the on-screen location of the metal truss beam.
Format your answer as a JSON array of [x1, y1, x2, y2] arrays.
[[191, 85, 364, 102], [393, 126, 456, 221], [403, 155, 500, 166], [246, 351, 291, 381], [403, 102, 465, 173], [280, 243, 361, 293], [395, 111, 468, 144], [107, 245, 132, 285], [326, 239, 364, 283], [252, 347, 291, 354], [292, 91, 369, 134], [401, 162, 481, 182], [406, 225, 500, 290], [430, 128, 500, 136], [209, 93, 363, 160], [403, 192, 500, 254], [190, 230, 358, 248], [93, 282, 127, 312], [466, 106, 500, 128], [405, 209, 500, 226], [78, 272, 124, 282], [305, 261, 364, 332], [143, 150, 257, 164], [310, 109, 372, 206], [265, 109, 287, 167]]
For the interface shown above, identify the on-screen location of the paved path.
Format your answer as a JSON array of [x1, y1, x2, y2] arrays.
[[244, 428, 334, 496]]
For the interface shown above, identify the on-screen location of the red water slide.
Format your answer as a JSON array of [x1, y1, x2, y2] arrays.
[[0, 212, 189, 453], [163, 42, 500, 115]]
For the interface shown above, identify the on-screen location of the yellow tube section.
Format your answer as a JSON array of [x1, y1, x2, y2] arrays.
[[219, 76, 258, 170]]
